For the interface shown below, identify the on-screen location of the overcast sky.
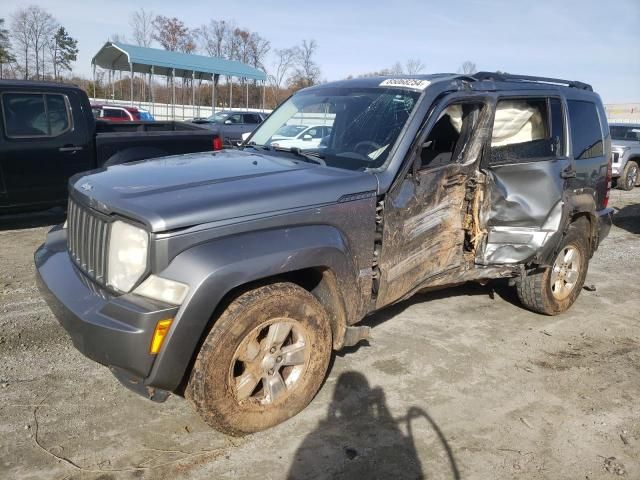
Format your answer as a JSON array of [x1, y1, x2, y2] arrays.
[[3, 0, 639, 102]]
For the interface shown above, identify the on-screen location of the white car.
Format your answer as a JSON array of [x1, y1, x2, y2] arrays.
[[269, 125, 332, 149]]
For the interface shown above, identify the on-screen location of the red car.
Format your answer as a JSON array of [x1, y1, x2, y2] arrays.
[[91, 104, 142, 122]]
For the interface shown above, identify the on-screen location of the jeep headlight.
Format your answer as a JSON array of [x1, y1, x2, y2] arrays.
[[107, 220, 149, 292]]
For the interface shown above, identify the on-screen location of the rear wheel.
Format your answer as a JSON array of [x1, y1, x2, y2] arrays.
[[617, 161, 638, 191], [186, 282, 332, 436], [516, 218, 590, 315]]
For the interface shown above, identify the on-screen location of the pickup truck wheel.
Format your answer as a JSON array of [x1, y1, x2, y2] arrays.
[[617, 161, 638, 191], [185, 282, 332, 436], [516, 219, 589, 315]]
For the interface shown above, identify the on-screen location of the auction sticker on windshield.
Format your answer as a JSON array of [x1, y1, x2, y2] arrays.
[[379, 78, 431, 90]]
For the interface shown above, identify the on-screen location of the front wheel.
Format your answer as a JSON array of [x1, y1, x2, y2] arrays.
[[516, 219, 590, 315], [186, 282, 332, 436], [617, 161, 638, 191]]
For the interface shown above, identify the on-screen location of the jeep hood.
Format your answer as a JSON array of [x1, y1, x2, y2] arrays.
[[70, 149, 378, 232]]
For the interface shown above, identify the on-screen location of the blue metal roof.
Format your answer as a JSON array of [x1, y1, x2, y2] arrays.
[[91, 42, 266, 81]]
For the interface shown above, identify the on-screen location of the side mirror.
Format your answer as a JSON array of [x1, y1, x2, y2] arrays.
[[224, 119, 232, 125], [302, 134, 312, 141]]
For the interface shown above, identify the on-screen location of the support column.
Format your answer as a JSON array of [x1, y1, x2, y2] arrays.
[[110, 69, 115, 102], [245, 78, 249, 109], [192, 71, 195, 118], [129, 62, 134, 106], [92, 63, 96, 99], [262, 80, 266, 112], [150, 66, 155, 117], [229, 76, 233, 109], [171, 69, 176, 120], [212, 74, 219, 116]]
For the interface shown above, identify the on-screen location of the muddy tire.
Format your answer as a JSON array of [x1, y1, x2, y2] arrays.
[[516, 218, 590, 315], [185, 282, 332, 436], [617, 161, 639, 191]]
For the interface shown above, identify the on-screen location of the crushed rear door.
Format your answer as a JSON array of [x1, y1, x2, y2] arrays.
[[478, 96, 571, 265]]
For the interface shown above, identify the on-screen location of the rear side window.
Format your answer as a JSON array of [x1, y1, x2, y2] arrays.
[[1, 92, 72, 138], [490, 98, 557, 164], [244, 114, 261, 124], [104, 108, 120, 117], [567, 100, 603, 160]]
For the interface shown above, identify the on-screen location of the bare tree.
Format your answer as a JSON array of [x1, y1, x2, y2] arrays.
[[248, 32, 270, 71], [28, 6, 57, 79], [459, 60, 477, 75], [10, 9, 32, 78], [197, 20, 229, 58], [11, 6, 57, 80], [130, 8, 154, 47], [152, 16, 194, 52], [405, 58, 425, 75], [109, 33, 128, 43], [289, 39, 320, 89], [268, 47, 296, 103], [0, 18, 15, 79]]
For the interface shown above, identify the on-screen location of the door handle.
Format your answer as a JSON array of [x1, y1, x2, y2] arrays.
[[560, 167, 576, 179], [59, 146, 83, 153]]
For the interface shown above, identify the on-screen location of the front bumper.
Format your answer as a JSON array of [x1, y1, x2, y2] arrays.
[[595, 207, 613, 248], [35, 226, 178, 401]]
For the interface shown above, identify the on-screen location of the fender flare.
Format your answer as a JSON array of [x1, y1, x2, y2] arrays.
[[537, 192, 598, 265], [145, 225, 359, 391]]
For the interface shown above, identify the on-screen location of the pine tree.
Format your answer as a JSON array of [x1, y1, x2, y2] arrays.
[[51, 26, 78, 79]]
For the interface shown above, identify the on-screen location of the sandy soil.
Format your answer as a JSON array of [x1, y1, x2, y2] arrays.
[[0, 190, 638, 480]]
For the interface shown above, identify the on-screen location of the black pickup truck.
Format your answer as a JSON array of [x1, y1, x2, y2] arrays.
[[0, 80, 222, 213]]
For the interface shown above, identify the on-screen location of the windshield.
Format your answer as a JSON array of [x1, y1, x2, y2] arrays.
[[206, 112, 230, 122], [275, 125, 308, 137], [248, 86, 421, 170], [610, 125, 640, 141]]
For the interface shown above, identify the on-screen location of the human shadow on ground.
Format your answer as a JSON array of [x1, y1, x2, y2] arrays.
[[287, 371, 460, 480], [612, 203, 640, 234]]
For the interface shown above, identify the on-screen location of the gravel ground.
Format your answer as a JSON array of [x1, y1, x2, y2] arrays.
[[0, 189, 638, 480]]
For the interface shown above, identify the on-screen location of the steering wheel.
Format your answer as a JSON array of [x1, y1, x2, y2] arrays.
[[354, 141, 382, 156]]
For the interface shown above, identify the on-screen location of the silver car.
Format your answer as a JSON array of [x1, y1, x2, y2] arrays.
[[610, 123, 640, 190]]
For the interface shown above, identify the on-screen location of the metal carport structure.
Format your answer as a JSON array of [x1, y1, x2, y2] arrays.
[[91, 42, 267, 117]]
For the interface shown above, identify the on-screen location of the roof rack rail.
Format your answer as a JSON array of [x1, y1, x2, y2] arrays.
[[472, 71, 593, 91]]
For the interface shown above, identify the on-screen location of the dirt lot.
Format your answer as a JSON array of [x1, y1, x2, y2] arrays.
[[1, 189, 638, 480]]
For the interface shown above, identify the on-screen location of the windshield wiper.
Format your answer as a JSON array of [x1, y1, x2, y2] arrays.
[[273, 146, 325, 165]]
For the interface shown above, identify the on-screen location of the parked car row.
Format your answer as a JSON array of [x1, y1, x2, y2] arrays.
[[91, 104, 155, 122], [190, 110, 268, 146]]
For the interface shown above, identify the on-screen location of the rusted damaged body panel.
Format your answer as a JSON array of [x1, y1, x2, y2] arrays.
[[477, 159, 569, 265]]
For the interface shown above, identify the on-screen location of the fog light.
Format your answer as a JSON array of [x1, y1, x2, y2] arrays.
[[150, 319, 173, 354], [134, 275, 188, 305]]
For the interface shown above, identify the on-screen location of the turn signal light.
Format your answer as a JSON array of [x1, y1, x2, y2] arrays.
[[150, 319, 173, 354]]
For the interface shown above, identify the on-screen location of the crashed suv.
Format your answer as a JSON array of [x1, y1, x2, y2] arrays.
[[36, 72, 613, 435]]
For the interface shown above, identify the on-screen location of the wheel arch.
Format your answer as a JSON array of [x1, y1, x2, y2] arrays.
[[145, 225, 360, 393]]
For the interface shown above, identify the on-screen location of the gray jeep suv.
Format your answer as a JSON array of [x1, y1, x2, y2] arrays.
[[36, 72, 613, 435]]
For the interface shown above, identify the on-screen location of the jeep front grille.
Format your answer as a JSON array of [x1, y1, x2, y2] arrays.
[[67, 198, 109, 284]]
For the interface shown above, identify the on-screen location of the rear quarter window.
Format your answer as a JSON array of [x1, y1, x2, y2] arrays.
[[567, 100, 604, 160]]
